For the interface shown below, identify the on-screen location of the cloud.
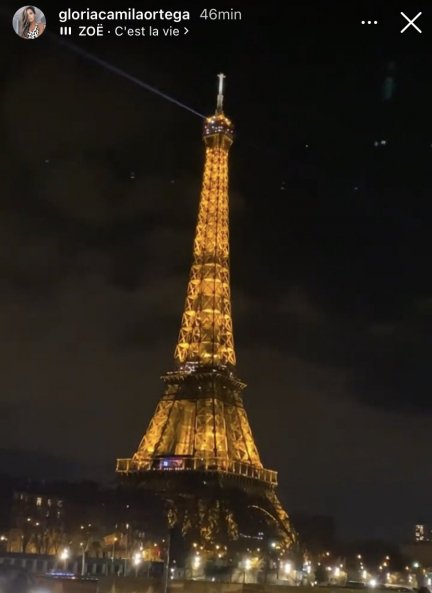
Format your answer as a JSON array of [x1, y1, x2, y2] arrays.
[[276, 285, 324, 323], [238, 347, 432, 540], [348, 299, 432, 413]]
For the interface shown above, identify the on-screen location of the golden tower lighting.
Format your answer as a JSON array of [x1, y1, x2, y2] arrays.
[[117, 75, 294, 547]]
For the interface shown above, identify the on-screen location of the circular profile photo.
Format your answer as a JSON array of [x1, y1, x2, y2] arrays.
[[12, 6, 46, 39]]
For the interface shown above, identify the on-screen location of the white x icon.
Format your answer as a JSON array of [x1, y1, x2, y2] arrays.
[[401, 11, 422, 33]]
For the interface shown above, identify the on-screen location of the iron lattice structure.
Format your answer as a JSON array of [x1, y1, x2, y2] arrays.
[[174, 110, 235, 369], [117, 76, 295, 548]]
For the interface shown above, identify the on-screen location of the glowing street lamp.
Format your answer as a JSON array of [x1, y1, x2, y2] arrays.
[[243, 558, 252, 583], [80, 542, 86, 576], [109, 536, 118, 575], [133, 552, 142, 576], [59, 548, 69, 571], [112, 536, 118, 560]]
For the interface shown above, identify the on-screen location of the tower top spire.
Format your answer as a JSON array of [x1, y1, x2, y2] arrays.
[[216, 72, 226, 113]]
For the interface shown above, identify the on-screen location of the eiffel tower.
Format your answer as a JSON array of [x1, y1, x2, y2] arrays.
[[117, 75, 295, 551]]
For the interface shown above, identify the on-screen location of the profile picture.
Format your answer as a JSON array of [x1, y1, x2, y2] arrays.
[[12, 6, 46, 39]]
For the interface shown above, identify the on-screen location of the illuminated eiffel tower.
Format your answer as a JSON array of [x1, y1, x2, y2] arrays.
[[117, 75, 295, 549]]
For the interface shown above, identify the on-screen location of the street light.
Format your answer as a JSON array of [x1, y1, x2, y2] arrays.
[[111, 536, 118, 575], [124, 524, 130, 576], [59, 548, 69, 572], [80, 542, 87, 576], [133, 552, 142, 577], [243, 558, 252, 583]]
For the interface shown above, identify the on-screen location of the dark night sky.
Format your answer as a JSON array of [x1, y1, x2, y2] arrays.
[[2, 0, 432, 542]]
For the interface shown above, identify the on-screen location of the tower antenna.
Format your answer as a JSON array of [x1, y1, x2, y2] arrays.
[[216, 73, 226, 112]]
